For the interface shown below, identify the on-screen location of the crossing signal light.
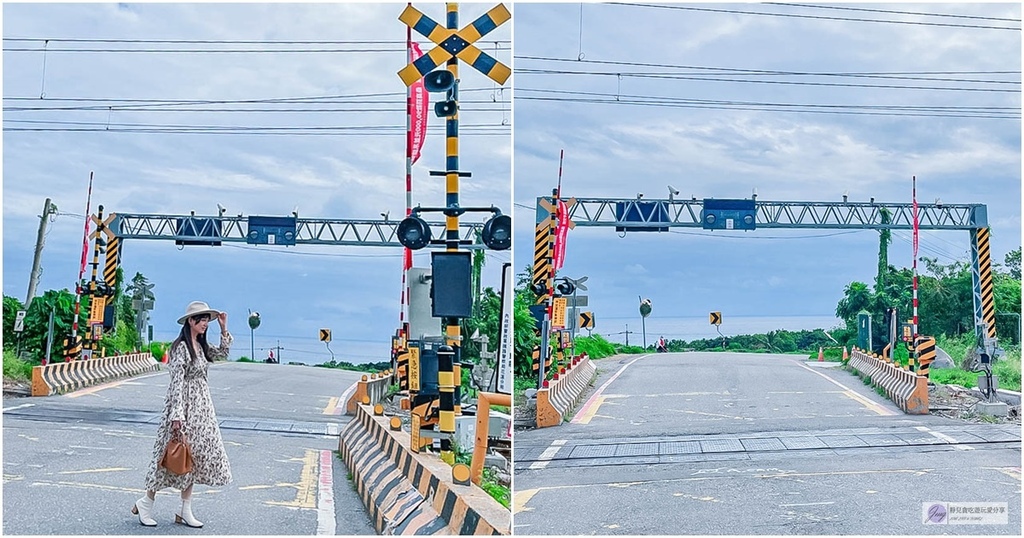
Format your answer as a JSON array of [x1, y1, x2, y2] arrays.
[[531, 283, 547, 296], [555, 281, 575, 296], [423, 70, 455, 93], [481, 214, 511, 250], [434, 100, 457, 117], [398, 216, 432, 250]]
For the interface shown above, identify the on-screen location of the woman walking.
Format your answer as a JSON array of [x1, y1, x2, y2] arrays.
[[132, 301, 233, 528]]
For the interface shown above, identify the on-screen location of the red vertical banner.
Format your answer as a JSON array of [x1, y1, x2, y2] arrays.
[[408, 42, 428, 165], [553, 200, 569, 271]]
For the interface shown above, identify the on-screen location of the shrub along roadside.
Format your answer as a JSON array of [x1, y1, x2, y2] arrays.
[[3, 349, 33, 381]]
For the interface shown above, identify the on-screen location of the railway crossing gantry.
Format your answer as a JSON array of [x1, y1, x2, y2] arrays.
[[533, 195, 999, 381]]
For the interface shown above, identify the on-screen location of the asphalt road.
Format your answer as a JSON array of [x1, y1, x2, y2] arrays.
[[513, 352, 1022, 535], [2, 362, 376, 535]]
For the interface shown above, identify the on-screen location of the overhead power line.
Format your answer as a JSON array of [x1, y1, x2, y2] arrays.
[[5, 38, 511, 45], [517, 56, 1021, 85], [517, 69, 1019, 93], [515, 89, 1020, 120], [764, 3, 1021, 23], [608, 2, 1021, 31]]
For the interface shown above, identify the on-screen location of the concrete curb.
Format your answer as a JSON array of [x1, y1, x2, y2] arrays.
[[536, 356, 596, 428], [339, 404, 510, 535], [345, 372, 394, 415], [31, 352, 160, 396], [846, 348, 928, 414]]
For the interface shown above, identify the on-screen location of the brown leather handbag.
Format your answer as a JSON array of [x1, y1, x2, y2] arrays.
[[161, 429, 192, 475]]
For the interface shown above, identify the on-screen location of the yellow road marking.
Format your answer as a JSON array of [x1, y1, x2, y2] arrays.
[[513, 488, 539, 514], [574, 396, 605, 425], [57, 467, 131, 475], [266, 449, 318, 509], [322, 397, 339, 415]]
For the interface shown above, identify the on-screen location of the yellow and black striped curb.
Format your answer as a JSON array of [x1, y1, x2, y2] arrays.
[[536, 355, 596, 428], [847, 348, 928, 414], [338, 404, 510, 535], [915, 336, 936, 378], [345, 371, 395, 415], [973, 227, 997, 339], [31, 352, 160, 397]]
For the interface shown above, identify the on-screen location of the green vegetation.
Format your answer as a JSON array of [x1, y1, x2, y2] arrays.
[[314, 360, 390, 372], [480, 468, 510, 509], [3, 349, 33, 381], [573, 334, 617, 358], [449, 441, 510, 509], [4, 269, 164, 369], [236, 356, 256, 363], [832, 247, 1021, 392]]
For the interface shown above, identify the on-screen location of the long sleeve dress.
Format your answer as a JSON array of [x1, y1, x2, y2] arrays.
[[144, 333, 233, 490]]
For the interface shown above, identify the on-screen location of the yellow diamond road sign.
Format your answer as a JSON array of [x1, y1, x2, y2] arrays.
[[579, 311, 594, 329], [398, 4, 511, 86], [319, 329, 331, 342]]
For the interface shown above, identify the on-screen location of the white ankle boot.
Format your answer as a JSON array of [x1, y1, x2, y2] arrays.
[[131, 495, 157, 526], [176, 498, 204, 528]]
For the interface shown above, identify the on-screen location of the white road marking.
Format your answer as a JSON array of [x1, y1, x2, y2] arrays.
[[790, 360, 896, 416], [915, 426, 974, 451], [529, 439, 567, 470], [780, 501, 836, 507], [3, 403, 35, 413], [316, 449, 336, 535]]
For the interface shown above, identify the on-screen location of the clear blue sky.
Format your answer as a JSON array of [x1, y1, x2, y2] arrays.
[[3, 3, 511, 363], [513, 2, 1020, 344]]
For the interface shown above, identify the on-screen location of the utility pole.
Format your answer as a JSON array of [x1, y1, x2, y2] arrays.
[[26, 198, 57, 307]]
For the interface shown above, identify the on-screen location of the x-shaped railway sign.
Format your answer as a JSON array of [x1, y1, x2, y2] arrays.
[[398, 3, 511, 87], [90, 213, 116, 243]]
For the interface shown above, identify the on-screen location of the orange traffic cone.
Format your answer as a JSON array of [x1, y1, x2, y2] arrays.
[[842, 346, 849, 362], [162, 350, 169, 364], [817, 347, 825, 362]]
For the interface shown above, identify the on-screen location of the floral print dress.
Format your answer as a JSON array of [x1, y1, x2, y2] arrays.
[[144, 333, 233, 490]]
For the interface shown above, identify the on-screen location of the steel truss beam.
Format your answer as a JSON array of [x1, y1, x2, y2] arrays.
[[562, 198, 987, 230], [110, 213, 486, 248]]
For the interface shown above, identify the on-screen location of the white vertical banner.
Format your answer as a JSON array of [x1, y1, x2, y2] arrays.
[[496, 263, 513, 394]]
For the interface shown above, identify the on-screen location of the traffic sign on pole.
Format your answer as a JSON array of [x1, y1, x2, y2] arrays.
[[579, 311, 595, 329], [319, 329, 332, 343], [552, 297, 567, 329], [14, 310, 26, 333], [710, 312, 722, 326]]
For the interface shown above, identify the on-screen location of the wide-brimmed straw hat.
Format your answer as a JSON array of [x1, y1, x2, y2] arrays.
[[177, 301, 221, 325]]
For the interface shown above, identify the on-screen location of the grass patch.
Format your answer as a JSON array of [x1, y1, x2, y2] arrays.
[[3, 349, 33, 381], [447, 441, 509, 509], [480, 468, 510, 509], [236, 356, 255, 363]]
